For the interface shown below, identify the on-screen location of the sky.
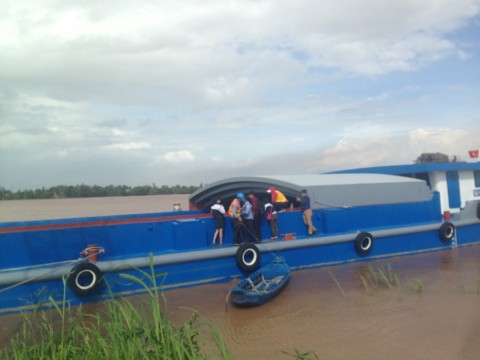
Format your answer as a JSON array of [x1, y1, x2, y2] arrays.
[[1, 0, 480, 191]]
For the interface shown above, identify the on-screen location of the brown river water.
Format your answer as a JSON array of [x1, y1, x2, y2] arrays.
[[1, 196, 480, 359]]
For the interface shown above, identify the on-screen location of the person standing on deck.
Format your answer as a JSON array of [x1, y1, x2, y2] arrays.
[[228, 193, 244, 245], [210, 197, 225, 245], [268, 186, 289, 211], [248, 191, 262, 242], [264, 199, 278, 240], [296, 189, 317, 236], [241, 197, 257, 243]]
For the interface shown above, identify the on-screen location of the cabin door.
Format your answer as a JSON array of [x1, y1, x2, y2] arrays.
[[446, 171, 461, 208]]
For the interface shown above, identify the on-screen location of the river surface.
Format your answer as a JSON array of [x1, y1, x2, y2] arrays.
[[1, 196, 480, 359]]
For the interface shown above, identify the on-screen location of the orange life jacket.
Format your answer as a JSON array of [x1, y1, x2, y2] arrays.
[[228, 198, 241, 218]]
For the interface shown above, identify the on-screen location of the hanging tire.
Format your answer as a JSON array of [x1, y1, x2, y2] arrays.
[[354, 232, 374, 255], [236, 243, 260, 272], [68, 262, 102, 296], [439, 222, 455, 242]]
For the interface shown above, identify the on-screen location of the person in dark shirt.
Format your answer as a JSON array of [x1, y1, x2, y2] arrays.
[[248, 191, 262, 242], [296, 189, 317, 236], [210, 197, 225, 245], [241, 197, 257, 243]]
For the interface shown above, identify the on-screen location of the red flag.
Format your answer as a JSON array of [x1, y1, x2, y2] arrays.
[[468, 149, 479, 158]]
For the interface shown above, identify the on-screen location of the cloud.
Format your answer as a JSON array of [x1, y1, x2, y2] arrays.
[[0, 0, 479, 190], [104, 142, 152, 151], [163, 150, 195, 163], [409, 128, 471, 152], [2, 0, 478, 106]]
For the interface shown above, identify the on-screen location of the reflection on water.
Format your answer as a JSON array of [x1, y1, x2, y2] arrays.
[[1, 197, 480, 359], [440, 251, 454, 270]]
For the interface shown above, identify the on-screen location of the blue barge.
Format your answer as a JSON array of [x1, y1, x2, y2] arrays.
[[0, 161, 479, 314]]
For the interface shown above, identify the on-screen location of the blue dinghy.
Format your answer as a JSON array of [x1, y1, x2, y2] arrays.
[[230, 257, 291, 307]]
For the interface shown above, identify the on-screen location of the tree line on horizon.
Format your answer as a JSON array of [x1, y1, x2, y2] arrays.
[[0, 184, 201, 201]]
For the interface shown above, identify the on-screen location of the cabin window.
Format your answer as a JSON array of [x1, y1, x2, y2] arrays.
[[475, 171, 480, 188]]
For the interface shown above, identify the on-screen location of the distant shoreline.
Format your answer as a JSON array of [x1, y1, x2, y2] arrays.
[[0, 194, 191, 223], [0, 184, 199, 201]]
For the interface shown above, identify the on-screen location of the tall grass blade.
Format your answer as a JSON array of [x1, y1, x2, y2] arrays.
[[328, 271, 347, 298]]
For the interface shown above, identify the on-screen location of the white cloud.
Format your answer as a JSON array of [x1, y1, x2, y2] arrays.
[[104, 142, 152, 151], [0, 0, 479, 190], [319, 126, 478, 170], [163, 150, 195, 163], [409, 128, 470, 153], [1, 0, 477, 106]]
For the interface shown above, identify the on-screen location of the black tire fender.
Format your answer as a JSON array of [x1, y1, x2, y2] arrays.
[[236, 243, 261, 272], [354, 232, 374, 255], [439, 222, 455, 242], [68, 262, 102, 296]]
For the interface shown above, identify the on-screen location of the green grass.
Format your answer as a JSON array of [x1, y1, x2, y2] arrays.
[[358, 263, 400, 292], [412, 279, 424, 293], [0, 256, 232, 360], [282, 349, 320, 360], [0, 253, 325, 360], [1, 297, 230, 360]]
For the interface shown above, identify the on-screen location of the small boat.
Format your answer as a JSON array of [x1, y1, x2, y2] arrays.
[[229, 257, 291, 307]]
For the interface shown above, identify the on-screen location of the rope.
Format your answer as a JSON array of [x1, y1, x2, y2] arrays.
[[245, 275, 284, 293], [0, 246, 105, 294], [0, 259, 83, 274], [0, 246, 104, 274], [225, 274, 285, 310], [80, 246, 105, 256], [237, 221, 290, 265], [239, 222, 260, 242], [0, 258, 84, 294], [260, 275, 284, 291], [247, 277, 256, 289]]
